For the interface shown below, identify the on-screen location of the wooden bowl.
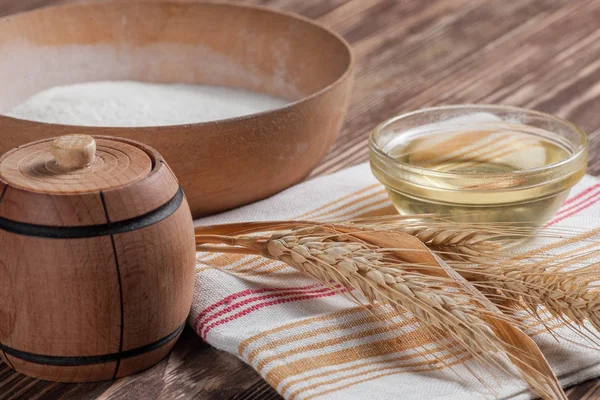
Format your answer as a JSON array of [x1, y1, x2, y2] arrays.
[[0, 1, 353, 218]]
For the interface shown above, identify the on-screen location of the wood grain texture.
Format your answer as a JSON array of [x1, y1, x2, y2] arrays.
[[114, 199, 195, 351], [0, 186, 108, 226], [2, 0, 600, 398], [0, 233, 121, 355], [102, 162, 179, 223], [114, 334, 180, 380], [0, 138, 151, 194], [4, 358, 118, 384]]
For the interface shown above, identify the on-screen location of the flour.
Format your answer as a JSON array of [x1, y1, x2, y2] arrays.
[[5, 81, 289, 127]]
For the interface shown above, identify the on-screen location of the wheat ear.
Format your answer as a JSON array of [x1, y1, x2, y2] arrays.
[[459, 262, 600, 332], [391, 226, 500, 259], [196, 226, 567, 399], [196, 230, 566, 399], [347, 217, 510, 260], [365, 218, 600, 331], [270, 233, 509, 353], [198, 230, 510, 354], [396, 223, 600, 333]]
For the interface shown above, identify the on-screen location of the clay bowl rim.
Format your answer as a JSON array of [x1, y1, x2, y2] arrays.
[[0, 0, 354, 131]]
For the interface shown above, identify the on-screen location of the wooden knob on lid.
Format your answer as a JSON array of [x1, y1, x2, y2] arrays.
[[51, 134, 96, 169]]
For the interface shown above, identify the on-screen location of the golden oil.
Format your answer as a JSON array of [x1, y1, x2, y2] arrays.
[[371, 121, 587, 225]]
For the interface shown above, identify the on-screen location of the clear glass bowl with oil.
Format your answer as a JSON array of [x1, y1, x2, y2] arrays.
[[369, 105, 588, 225]]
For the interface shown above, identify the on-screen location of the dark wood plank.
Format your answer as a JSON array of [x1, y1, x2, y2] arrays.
[[2, 0, 600, 399], [0, 0, 69, 15]]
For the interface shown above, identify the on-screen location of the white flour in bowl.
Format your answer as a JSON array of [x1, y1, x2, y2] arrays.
[[5, 81, 289, 127]]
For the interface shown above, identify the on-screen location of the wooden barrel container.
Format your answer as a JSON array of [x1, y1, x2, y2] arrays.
[[0, 135, 196, 382]]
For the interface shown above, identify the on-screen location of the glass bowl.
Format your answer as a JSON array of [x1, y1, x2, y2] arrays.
[[369, 105, 588, 225]]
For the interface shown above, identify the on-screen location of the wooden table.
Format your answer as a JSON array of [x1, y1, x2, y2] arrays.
[[2, 0, 600, 399]]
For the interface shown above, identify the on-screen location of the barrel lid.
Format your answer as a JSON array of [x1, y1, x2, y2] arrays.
[[0, 135, 152, 194], [0, 135, 180, 228]]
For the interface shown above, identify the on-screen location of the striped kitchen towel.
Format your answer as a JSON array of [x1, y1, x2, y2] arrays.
[[191, 162, 600, 400]]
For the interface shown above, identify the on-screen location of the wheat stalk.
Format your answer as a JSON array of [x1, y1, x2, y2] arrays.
[[388, 221, 600, 334], [349, 218, 600, 330], [386, 225, 500, 259], [196, 227, 567, 399], [346, 216, 536, 260], [200, 230, 512, 355], [195, 218, 504, 259], [265, 232, 505, 354], [385, 218, 600, 329], [456, 261, 600, 332]]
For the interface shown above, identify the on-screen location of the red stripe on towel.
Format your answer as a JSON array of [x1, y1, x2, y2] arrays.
[[546, 194, 600, 227], [194, 283, 323, 332], [197, 286, 340, 335], [201, 289, 345, 339]]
